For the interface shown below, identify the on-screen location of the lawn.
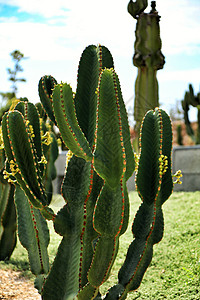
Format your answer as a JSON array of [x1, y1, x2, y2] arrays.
[[0, 191, 199, 299]]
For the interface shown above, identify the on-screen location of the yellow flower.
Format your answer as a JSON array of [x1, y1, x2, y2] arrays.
[[3, 170, 10, 180], [57, 138, 62, 147], [39, 155, 47, 165], [29, 124, 35, 139], [159, 155, 168, 176], [10, 160, 20, 176], [3, 160, 19, 183], [0, 126, 4, 149], [9, 99, 20, 111], [134, 153, 139, 171], [41, 132, 53, 146], [66, 150, 73, 168], [173, 170, 183, 184], [25, 120, 35, 139]]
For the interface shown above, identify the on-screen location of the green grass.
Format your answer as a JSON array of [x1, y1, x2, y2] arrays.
[[0, 192, 199, 299]]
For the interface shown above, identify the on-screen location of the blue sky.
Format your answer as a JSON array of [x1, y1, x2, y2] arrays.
[[0, 4, 45, 22], [0, 0, 200, 124]]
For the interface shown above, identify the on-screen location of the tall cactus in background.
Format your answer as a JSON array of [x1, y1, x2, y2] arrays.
[[2, 44, 175, 300], [128, 0, 165, 140], [181, 83, 200, 144]]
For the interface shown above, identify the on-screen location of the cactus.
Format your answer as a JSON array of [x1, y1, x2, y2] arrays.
[[128, 0, 165, 138], [0, 100, 58, 263], [128, 0, 147, 19], [0, 142, 17, 261], [181, 83, 200, 144], [2, 44, 174, 300], [177, 124, 183, 146], [105, 108, 173, 299], [0, 183, 17, 260]]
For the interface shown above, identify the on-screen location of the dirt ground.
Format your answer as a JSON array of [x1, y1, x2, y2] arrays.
[[0, 269, 40, 300]]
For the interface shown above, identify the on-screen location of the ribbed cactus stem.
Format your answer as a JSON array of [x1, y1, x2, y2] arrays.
[[134, 67, 158, 133], [129, 1, 165, 137]]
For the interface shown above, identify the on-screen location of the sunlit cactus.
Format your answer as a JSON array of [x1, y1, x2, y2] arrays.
[[2, 44, 174, 300]]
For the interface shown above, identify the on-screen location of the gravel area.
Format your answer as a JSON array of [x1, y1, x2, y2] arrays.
[[0, 269, 40, 300]]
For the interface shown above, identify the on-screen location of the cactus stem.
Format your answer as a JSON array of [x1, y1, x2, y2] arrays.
[[123, 201, 157, 295], [58, 84, 90, 159], [29, 201, 45, 273], [41, 77, 54, 105], [97, 44, 103, 70], [102, 237, 117, 287], [113, 69, 127, 176], [23, 116, 47, 199], [5, 112, 47, 208], [79, 163, 94, 288], [93, 77, 101, 154], [116, 179, 125, 236]]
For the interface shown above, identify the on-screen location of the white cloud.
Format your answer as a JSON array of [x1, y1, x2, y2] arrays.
[[158, 68, 200, 84], [0, 21, 80, 60], [0, 0, 200, 109], [0, 0, 134, 59], [158, 0, 200, 55], [0, 0, 199, 63], [1, 0, 200, 60]]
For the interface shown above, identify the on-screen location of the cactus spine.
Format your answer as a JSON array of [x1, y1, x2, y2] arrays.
[[128, 0, 165, 137], [2, 44, 174, 300]]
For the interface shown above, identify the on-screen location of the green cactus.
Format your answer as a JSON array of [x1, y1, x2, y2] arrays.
[[128, 0, 148, 19], [181, 83, 200, 144], [105, 108, 173, 299], [2, 44, 174, 300], [0, 99, 58, 263], [0, 144, 17, 261], [0, 183, 17, 260], [128, 0, 165, 139], [177, 124, 183, 146]]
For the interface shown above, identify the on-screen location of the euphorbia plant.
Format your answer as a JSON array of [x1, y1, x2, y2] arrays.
[[0, 100, 58, 263], [128, 0, 165, 141], [2, 44, 176, 300]]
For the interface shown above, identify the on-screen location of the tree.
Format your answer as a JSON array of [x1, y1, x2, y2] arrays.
[[0, 50, 27, 119], [7, 50, 27, 95]]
